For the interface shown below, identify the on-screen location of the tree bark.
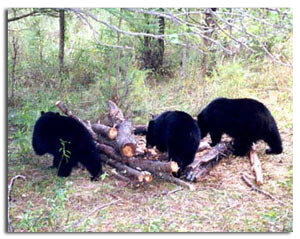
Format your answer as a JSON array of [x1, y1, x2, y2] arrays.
[[141, 12, 165, 73], [59, 9, 65, 77], [201, 8, 217, 77], [10, 32, 19, 100]]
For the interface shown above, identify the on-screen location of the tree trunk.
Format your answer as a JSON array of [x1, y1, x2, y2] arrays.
[[59, 9, 65, 77], [10, 34, 18, 100], [141, 13, 165, 73], [157, 15, 165, 71], [201, 8, 217, 77]]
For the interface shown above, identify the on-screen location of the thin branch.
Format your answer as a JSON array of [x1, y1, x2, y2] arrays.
[[211, 9, 293, 67], [213, 20, 255, 53], [8, 175, 26, 232], [7, 10, 40, 22], [241, 173, 287, 206], [73, 10, 134, 50], [69, 8, 187, 39], [64, 199, 121, 230]]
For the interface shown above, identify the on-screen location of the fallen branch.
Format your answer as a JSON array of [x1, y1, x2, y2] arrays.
[[66, 199, 121, 230], [241, 173, 287, 206], [107, 100, 125, 124], [249, 144, 263, 185], [154, 187, 183, 197], [154, 173, 195, 191], [8, 175, 26, 232], [197, 141, 211, 152], [185, 142, 232, 182], [110, 169, 132, 183]]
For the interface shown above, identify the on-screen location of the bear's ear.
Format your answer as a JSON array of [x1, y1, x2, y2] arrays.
[[149, 113, 156, 119], [148, 120, 154, 128], [41, 111, 45, 115]]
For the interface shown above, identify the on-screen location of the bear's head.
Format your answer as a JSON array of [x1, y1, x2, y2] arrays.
[[40, 111, 60, 118], [146, 120, 156, 148]]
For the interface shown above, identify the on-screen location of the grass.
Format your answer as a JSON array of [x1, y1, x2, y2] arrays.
[[7, 59, 293, 232]]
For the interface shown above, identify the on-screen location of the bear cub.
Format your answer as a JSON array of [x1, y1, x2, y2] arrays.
[[32, 111, 103, 180], [146, 111, 201, 176], [197, 97, 283, 156]]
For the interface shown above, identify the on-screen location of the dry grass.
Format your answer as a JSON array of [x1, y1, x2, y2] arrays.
[[7, 60, 293, 232]]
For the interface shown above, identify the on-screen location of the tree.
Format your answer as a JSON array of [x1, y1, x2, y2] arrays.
[[59, 9, 65, 77], [140, 10, 165, 73]]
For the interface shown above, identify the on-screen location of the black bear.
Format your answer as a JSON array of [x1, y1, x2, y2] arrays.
[[32, 111, 103, 180], [197, 97, 283, 156], [146, 111, 201, 176]]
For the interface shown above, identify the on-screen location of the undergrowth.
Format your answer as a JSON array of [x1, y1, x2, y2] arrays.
[[7, 59, 293, 232]]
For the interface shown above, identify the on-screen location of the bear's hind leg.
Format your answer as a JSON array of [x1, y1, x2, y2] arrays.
[[80, 151, 103, 181], [264, 126, 282, 154]]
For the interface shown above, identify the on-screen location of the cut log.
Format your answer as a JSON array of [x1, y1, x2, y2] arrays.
[[97, 143, 178, 174], [106, 101, 137, 157], [100, 154, 152, 183], [249, 144, 263, 185], [129, 158, 179, 174], [115, 121, 137, 157], [92, 123, 118, 140], [185, 142, 232, 182]]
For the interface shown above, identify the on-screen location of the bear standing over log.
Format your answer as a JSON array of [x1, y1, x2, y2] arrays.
[[32, 111, 103, 180], [146, 111, 201, 177], [197, 98, 283, 156]]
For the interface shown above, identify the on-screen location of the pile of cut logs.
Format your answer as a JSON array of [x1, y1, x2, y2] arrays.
[[56, 100, 263, 190]]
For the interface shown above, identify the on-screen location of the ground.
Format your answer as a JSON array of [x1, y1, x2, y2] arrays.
[[7, 117, 293, 232]]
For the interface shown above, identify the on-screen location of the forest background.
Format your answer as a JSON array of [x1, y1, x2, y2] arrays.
[[7, 7, 293, 232]]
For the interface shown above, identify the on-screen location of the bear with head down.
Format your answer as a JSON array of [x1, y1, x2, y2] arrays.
[[146, 111, 201, 176], [32, 111, 103, 180], [197, 97, 283, 156]]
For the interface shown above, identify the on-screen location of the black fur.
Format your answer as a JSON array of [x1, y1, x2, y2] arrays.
[[197, 98, 283, 156], [146, 111, 201, 176], [32, 111, 103, 180]]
